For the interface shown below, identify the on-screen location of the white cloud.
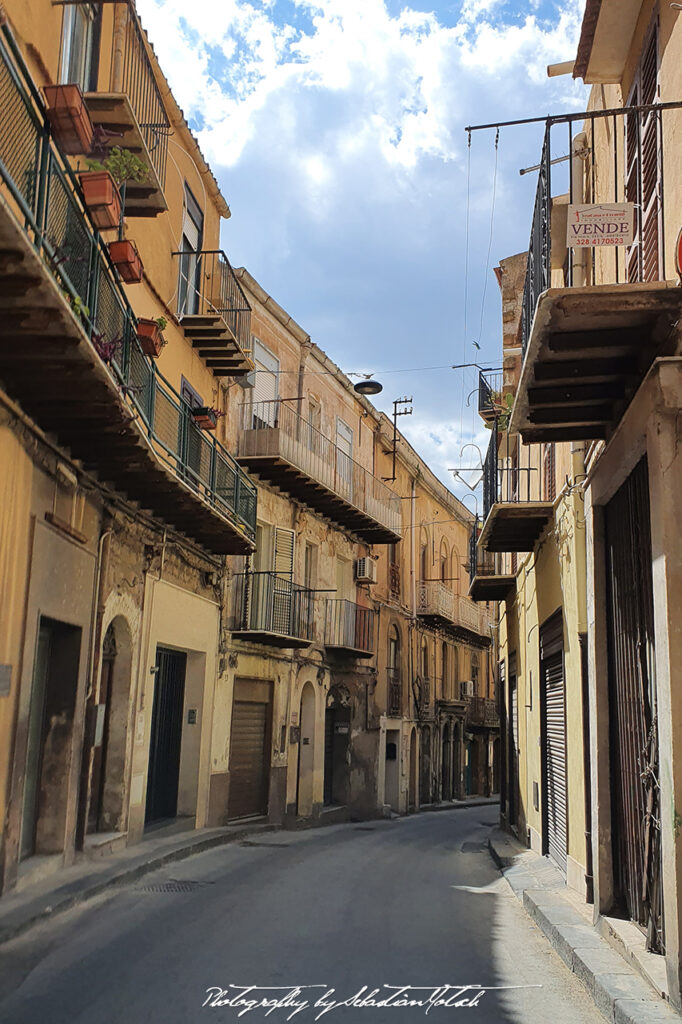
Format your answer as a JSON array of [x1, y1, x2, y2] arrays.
[[136, 0, 588, 490]]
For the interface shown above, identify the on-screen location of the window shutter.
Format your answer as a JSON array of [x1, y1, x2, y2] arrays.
[[252, 339, 279, 427], [625, 22, 661, 283], [274, 527, 294, 578]]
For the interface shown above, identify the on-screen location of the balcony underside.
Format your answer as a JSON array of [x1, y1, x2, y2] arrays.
[[183, 314, 253, 378], [84, 93, 167, 217], [0, 196, 252, 556], [479, 502, 553, 552], [324, 642, 374, 659], [511, 283, 682, 444], [236, 454, 401, 544], [468, 574, 515, 603], [231, 629, 311, 649]]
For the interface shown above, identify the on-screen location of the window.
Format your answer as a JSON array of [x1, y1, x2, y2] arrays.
[[60, 4, 100, 92], [421, 638, 429, 679], [304, 542, 318, 590], [442, 642, 449, 697], [471, 652, 480, 697], [388, 542, 400, 601], [180, 377, 203, 481], [543, 443, 556, 502], [626, 21, 661, 283], [307, 397, 321, 455], [388, 625, 400, 670], [252, 339, 279, 428], [177, 185, 204, 316], [335, 556, 352, 600], [439, 540, 448, 583], [335, 418, 353, 497]]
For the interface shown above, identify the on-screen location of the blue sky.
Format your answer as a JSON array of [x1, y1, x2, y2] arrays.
[[138, 0, 588, 504]]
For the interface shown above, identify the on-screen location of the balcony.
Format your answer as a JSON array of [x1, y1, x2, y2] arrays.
[[468, 527, 515, 603], [510, 104, 682, 444], [414, 677, 431, 718], [416, 581, 491, 642], [478, 423, 553, 552], [238, 401, 402, 544], [174, 250, 253, 378], [387, 668, 402, 717], [0, 29, 256, 555], [477, 370, 505, 424], [465, 696, 500, 729], [231, 573, 315, 648], [81, 4, 169, 216], [324, 600, 375, 658]]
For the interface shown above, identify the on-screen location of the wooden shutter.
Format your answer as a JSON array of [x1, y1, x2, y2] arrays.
[[625, 22, 661, 283], [274, 527, 294, 578], [272, 527, 295, 635]]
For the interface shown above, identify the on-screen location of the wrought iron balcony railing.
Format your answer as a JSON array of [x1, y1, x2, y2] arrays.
[[324, 600, 375, 657], [238, 400, 402, 543], [468, 521, 515, 603], [465, 696, 500, 729], [479, 422, 553, 552], [232, 572, 315, 647], [478, 370, 504, 421], [387, 667, 402, 716], [520, 102, 682, 357], [417, 581, 490, 638], [174, 250, 252, 372], [0, 26, 256, 553]]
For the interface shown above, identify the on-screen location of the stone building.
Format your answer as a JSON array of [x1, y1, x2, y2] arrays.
[[0, 0, 496, 901], [472, 0, 682, 1007]]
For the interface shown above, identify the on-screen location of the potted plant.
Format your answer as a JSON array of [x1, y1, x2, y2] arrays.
[[136, 316, 167, 357], [191, 406, 223, 431], [43, 83, 94, 155], [107, 239, 143, 283], [78, 168, 121, 230]]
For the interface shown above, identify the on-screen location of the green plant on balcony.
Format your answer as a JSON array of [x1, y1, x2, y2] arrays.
[[136, 317, 168, 358], [484, 392, 514, 431], [84, 149, 149, 282]]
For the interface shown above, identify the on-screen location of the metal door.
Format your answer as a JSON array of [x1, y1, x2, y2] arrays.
[[145, 648, 186, 824], [605, 457, 663, 952], [508, 652, 518, 827], [540, 610, 567, 873], [228, 700, 271, 819]]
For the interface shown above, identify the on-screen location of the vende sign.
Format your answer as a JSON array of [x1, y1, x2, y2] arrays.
[[567, 203, 635, 247]]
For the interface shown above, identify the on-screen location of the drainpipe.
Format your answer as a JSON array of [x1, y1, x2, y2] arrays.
[[111, 3, 129, 92], [571, 132, 589, 287]]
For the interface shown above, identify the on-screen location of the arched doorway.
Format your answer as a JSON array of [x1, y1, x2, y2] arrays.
[[408, 728, 417, 812], [441, 723, 451, 801], [82, 617, 133, 838], [452, 722, 461, 799], [324, 687, 351, 807], [297, 682, 316, 817], [419, 726, 431, 806]]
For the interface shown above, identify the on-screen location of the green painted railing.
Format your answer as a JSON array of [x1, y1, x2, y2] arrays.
[[0, 24, 256, 542]]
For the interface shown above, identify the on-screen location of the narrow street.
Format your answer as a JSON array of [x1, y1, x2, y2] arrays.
[[0, 807, 603, 1024]]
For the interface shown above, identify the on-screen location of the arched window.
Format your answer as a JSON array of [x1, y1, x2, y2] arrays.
[[442, 641, 449, 697], [421, 637, 429, 678], [420, 542, 428, 583], [439, 540, 449, 583], [471, 651, 480, 696], [388, 624, 400, 671], [451, 549, 461, 596]]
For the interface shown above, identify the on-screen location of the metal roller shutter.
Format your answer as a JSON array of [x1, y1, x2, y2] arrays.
[[543, 650, 567, 871], [228, 701, 270, 819]]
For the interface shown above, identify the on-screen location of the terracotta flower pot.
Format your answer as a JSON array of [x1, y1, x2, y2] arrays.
[[78, 171, 121, 230], [136, 317, 164, 357], [43, 83, 93, 155], [191, 406, 218, 430], [108, 239, 144, 284]]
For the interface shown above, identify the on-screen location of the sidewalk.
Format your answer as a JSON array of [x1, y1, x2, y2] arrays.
[[488, 827, 681, 1024], [0, 819, 276, 946]]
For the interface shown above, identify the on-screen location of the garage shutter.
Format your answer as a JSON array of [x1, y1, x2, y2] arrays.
[[228, 701, 270, 819], [540, 610, 567, 873]]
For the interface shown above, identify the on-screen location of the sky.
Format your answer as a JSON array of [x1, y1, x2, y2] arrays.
[[137, 0, 588, 508]]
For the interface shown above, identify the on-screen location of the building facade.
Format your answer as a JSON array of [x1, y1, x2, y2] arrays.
[[0, 0, 496, 901], [473, 0, 682, 1007]]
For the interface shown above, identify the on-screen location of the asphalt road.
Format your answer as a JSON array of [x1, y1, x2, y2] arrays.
[[0, 807, 603, 1024]]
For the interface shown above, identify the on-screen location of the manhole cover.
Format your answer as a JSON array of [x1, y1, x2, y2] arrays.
[[460, 841, 486, 853], [135, 879, 214, 893], [240, 841, 291, 848]]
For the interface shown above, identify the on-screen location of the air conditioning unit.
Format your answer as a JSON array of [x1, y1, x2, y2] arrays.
[[460, 680, 474, 699], [355, 557, 377, 584]]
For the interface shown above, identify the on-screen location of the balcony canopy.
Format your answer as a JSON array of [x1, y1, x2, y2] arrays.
[[238, 400, 402, 544]]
